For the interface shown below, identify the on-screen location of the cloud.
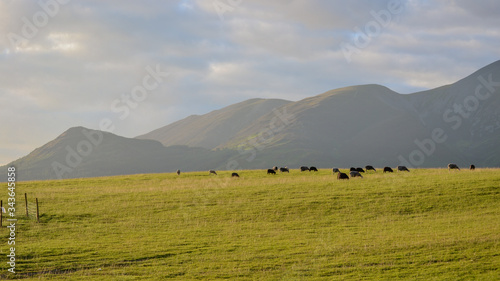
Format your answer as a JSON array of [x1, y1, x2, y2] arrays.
[[1, 0, 499, 164]]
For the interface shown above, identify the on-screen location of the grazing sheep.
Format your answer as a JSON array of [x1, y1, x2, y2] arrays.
[[267, 169, 277, 175], [209, 170, 217, 175], [280, 167, 289, 173], [332, 168, 340, 174], [231, 172, 240, 178], [349, 167, 356, 171], [365, 165, 376, 172], [337, 172, 349, 180], [356, 167, 365, 173], [300, 166, 310, 172], [350, 171, 363, 178], [176, 169, 181, 176], [397, 166, 410, 172], [310, 166, 318, 172], [448, 163, 460, 171], [383, 167, 393, 173], [470, 164, 475, 170], [273, 166, 278, 171]]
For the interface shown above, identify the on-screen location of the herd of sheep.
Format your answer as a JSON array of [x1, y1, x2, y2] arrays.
[[175, 163, 473, 179]]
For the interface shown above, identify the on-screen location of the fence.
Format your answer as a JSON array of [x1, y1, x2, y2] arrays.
[[1, 193, 40, 226]]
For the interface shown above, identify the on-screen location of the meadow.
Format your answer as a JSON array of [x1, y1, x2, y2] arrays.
[[1, 168, 499, 280]]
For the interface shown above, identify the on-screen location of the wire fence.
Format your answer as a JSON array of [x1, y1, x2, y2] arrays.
[[0, 193, 40, 226]]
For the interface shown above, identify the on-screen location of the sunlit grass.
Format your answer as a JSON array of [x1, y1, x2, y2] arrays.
[[1, 168, 499, 280]]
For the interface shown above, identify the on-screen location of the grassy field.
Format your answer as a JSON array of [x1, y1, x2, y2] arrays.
[[1, 168, 499, 280]]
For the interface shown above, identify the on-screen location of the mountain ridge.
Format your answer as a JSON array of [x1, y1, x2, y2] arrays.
[[2, 60, 499, 181], [136, 98, 291, 149]]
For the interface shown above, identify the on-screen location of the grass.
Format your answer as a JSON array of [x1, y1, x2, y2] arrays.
[[1, 168, 499, 280]]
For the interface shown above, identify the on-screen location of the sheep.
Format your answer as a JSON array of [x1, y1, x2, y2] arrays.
[[176, 169, 181, 176], [332, 168, 340, 174], [448, 163, 460, 171], [280, 167, 289, 173], [383, 167, 393, 173], [470, 164, 475, 170], [356, 167, 365, 173], [350, 171, 363, 178], [365, 165, 376, 172], [209, 170, 217, 175], [310, 166, 318, 172], [397, 166, 410, 172], [300, 166, 310, 172], [231, 172, 240, 178], [267, 169, 277, 175], [337, 172, 349, 180]]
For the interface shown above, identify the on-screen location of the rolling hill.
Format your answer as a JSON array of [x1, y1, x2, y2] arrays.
[[406, 60, 500, 166], [136, 98, 291, 149], [217, 84, 435, 168], [1, 60, 499, 181], [139, 60, 500, 169], [1, 127, 236, 181]]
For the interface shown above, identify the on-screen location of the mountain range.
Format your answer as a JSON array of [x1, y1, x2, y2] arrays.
[[2, 60, 499, 181]]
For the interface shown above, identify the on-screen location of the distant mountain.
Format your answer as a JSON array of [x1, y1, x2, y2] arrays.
[[0, 127, 235, 181], [2, 60, 499, 181], [406, 60, 500, 167], [216, 84, 455, 168], [138, 60, 500, 169]]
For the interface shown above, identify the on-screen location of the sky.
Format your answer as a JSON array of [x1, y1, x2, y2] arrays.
[[1, 0, 500, 165]]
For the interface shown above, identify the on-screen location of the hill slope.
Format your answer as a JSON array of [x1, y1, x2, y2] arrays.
[[0, 127, 235, 181], [2, 60, 499, 181], [135, 61, 500, 168], [139, 60, 500, 169], [136, 98, 291, 149], [405, 60, 500, 166], [220, 84, 454, 168]]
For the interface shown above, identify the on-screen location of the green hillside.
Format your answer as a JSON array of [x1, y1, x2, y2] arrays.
[[136, 98, 291, 149], [1, 168, 499, 280], [221, 84, 434, 168], [0, 127, 236, 181], [2, 61, 499, 181]]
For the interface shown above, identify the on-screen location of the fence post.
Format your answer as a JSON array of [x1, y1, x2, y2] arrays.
[[25, 193, 29, 218], [36, 198, 40, 223]]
